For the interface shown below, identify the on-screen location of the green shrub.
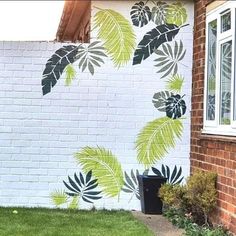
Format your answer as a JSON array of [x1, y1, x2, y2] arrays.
[[159, 171, 217, 225]]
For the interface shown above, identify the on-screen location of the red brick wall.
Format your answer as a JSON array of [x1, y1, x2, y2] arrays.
[[191, 0, 236, 235]]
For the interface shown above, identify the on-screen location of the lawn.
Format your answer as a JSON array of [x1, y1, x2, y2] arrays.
[[0, 207, 154, 236]]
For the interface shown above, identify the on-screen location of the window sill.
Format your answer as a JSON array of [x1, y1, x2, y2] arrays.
[[200, 131, 236, 143]]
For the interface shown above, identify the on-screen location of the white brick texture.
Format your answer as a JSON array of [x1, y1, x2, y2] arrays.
[[0, 0, 194, 209]]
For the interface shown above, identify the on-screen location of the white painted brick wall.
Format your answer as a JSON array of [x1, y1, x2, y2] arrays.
[[0, 0, 194, 210]]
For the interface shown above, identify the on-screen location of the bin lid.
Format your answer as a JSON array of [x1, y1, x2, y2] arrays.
[[138, 175, 167, 180]]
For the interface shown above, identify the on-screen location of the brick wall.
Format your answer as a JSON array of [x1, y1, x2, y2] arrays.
[[191, 0, 236, 234]]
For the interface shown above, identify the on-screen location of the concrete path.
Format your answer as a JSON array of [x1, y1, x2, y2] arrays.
[[132, 211, 184, 236]]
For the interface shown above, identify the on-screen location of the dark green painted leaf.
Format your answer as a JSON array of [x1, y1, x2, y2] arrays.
[[86, 171, 92, 184], [68, 177, 80, 192], [74, 173, 82, 188], [125, 172, 135, 190], [122, 188, 133, 193], [130, 1, 151, 27], [63, 181, 78, 193], [79, 173, 85, 185], [166, 94, 186, 119], [63, 172, 102, 204], [152, 91, 173, 112], [42, 45, 79, 95], [161, 165, 166, 178], [151, 1, 169, 25], [152, 167, 162, 176], [170, 165, 177, 183], [143, 169, 149, 175], [133, 24, 180, 65], [131, 170, 137, 185], [152, 165, 184, 184]]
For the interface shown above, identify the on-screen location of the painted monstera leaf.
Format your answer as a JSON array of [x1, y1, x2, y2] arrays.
[[63, 171, 102, 204], [154, 40, 186, 78], [42, 45, 79, 95], [76, 41, 107, 75], [151, 1, 169, 25], [152, 164, 184, 184], [136, 117, 183, 168], [166, 94, 186, 119], [94, 9, 136, 68], [166, 2, 187, 26], [74, 147, 124, 197], [130, 1, 151, 27], [122, 170, 140, 200], [152, 91, 173, 112], [133, 24, 180, 65]]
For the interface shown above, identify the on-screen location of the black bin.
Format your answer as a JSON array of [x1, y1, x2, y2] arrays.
[[138, 175, 167, 214]]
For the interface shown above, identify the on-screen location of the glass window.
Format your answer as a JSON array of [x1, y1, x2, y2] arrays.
[[221, 11, 231, 32], [220, 41, 232, 125], [206, 20, 217, 121]]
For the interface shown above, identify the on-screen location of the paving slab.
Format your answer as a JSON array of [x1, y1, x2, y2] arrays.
[[132, 211, 184, 236]]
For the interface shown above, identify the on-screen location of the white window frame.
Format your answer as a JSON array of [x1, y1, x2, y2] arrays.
[[203, 1, 236, 136]]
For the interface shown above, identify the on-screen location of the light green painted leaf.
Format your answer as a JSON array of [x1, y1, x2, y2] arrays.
[[50, 190, 68, 207], [94, 9, 136, 67], [135, 117, 183, 168], [68, 196, 79, 209], [65, 64, 76, 86], [74, 146, 124, 197], [166, 2, 187, 26], [166, 74, 184, 93]]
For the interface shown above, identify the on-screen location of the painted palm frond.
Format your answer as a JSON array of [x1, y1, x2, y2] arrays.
[[68, 196, 79, 209], [74, 147, 124, 197], [94, 9, 136, 67], [166, 74, 184, 93], [154, 40, 186, 78], [122, 170, 140, 201], [152, 164, 184, 184], [135, 117, 183, 168], [65, 64, 76, 86], [63, 171, 102, 204], [50, 190, 68, 207], [76, 41, 107, 75]]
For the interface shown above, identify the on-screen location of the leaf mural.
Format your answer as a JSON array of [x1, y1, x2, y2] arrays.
[[133, 24, 180, 65], [74, 147, 124, 197], [42, 45, 79, 96], [63, 171, 102, 204], [152, 164, 184, 184], [50, 190, 68, 207], [166, 94, 186, 119], [76, 41, 107, 75], [154, 40, 186, 78], [94, 8, 136, 67], [130, 1, 151, 27], [166, 74, 184, 93], [166, 2, 187, 26], [151, 1, 169, 25], [122, 170, 140, 201], [65, 64, 76, 86], [135, 117, 183, 168], [152, 90, 173, 112]]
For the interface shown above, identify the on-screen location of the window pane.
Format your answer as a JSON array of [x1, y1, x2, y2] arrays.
[[206, 20, 217, 120], [220, 41, 232, 125], [221, 11, 231, 33]]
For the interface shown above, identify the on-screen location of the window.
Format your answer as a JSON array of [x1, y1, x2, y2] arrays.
[[203, 2, 236, 135]]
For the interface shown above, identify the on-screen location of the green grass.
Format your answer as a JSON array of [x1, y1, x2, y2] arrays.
[[0, 207, 154, 236]]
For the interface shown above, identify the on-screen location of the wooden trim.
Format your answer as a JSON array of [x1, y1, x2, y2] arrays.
[[206, 1, 227, 13], [56, 0, 91, 43]]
